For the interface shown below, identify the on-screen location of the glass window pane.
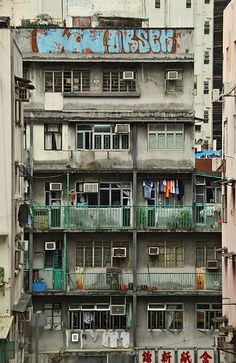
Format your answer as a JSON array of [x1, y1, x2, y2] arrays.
[[94, 135, 102, 149], [77, 133, 84, 149], [113, 135, 120, 149], [95, 125, 111, 132], [167, 133, 174, 149], [122, 135, 129, 149], [94, 247, 102, 267], [104, 135, 111, 149], [158, 134, 165, 149], [149, 134, 156, 149], [176, 133, 184, 149]]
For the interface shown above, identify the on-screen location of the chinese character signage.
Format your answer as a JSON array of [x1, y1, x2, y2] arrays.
[[197, 350, 214, 363], [139, 349, 155, 363], [158, 349, 175, 363], [178, 350, 194, 363]]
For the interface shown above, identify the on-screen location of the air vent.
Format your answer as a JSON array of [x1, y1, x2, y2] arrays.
[[148, 247, 160, 256], [122, 71, 134, 80], [83, 183, 98, 193], [166, 71, 179, 80], [110, 305, 126, 315], [206, 259, 219, 270], [115, 124, 130, 134], [112, 247, 127, 258], [49, 182, 62, 191], [45, 241, 56, 250]]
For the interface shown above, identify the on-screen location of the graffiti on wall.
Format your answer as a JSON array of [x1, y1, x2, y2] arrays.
[[32, 28, 178, 54]]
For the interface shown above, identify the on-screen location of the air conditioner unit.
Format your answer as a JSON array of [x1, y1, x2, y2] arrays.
[[49, 182, 62, 191], [112, 247, 127, 258], [19, 240, 29, 251], [212, 88, 220, 102], [206, 259, 219, 270], [71, 333, 79, 342], [115, 124, 130, 134], [45, 241, 56, 250], [196, 177, 206, 185], [110, 305, 126, 315], [83, 182, 98, 193], [122, 71, 134, 80], [148, 247, 160, 256], [166, 71, 179, 80]]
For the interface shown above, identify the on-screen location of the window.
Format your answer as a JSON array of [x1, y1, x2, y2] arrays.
[[148, 303, 183, 330], [196, 243, 221, 268], [149, 241, 184, 268], [204, 21, 210, 35], [45, 243, 62, 268], [204, 51, 210, 64], [44, 70, 90, 93], [155, 0, 161, 7], [205, 0, 210, 4], [44, 124, 62, 150], [103, 71, 136, 93], [196, 303, 222, 330], [76, 241, 129, 268], [148, 124, 184, 150], [76, 124, 129, 150], [195, 125, 201, 133], [63, 70, 90, 92], [69, 304, 129, 330], [45, 71, 62, 92], [44, 303, 62, 330], [204, 110, 209, 123], [204, 81, 209, 94], [165, 71, 183, 94], [186, 0, 191, 8]]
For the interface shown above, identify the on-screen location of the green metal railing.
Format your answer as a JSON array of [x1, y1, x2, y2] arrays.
[[31, 268, 64, 292], [31, 204, 222, 231], [67, 272, 133, 292], [32, 205, 132, 230], [136, 273, 222, 291]]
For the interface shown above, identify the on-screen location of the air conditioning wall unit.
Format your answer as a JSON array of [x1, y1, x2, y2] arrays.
[[166, 71, 179, 80], [206, 259, 219, 270], [45, 241, 56, 250], [148, 247, 160, 256], [19, 240, 29, 251], [49, 182, 62, 191], [83, 182, 98, 193], [212, 88, 220, 102], [65, 330, 81, 347], [122, 71, 134, 80], [110, 305, 126, 315], [196, 177, 206, 185], [112, 247, 127, 258], [115, 124, 130, 134]]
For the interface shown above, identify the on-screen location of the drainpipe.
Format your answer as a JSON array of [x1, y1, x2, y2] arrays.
[[63, 232, 67, 291], [66, 172, 70, 228], [28, 122, 34, 293]]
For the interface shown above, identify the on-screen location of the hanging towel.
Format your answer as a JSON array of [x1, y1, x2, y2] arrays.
[[143, 180, 153, 199], [164, 180, 171, 198], [175, 180, 180, 195], [120, 331, 130, 348]]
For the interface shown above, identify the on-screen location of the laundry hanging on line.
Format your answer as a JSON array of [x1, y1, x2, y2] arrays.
[[143, 179, 184, 200]]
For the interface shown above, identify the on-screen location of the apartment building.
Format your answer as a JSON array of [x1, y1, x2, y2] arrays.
[[12, 23, 223, 363], [0, 0, 228, 150], [221, 0, 236, 361], [0, 18, 32, 363]]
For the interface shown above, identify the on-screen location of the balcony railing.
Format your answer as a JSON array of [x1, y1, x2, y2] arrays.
[[31, 204, 221, 231], [30, 268, 64, 292], [32, 205, 132, 230], [136, 273, 222, 291], [67, 272, 133, 292]]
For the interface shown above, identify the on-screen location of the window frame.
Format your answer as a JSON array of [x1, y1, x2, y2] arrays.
[[76, 124, 130, 151], [148, 123, 184, 151], [204, 81, 209, 94], [44, 70, 90, 93], [204, 21, 210, 35], [149, 241, 184, 268], [196, 303, 222, 330], [165, 70, 183, 95], [147, 303, 184, 331], [155, 0, 161, 8], [102, 70, 137, 93], [186, 0, 191, 8], [195, 243, 221, 268], [44, 303, 62, 331], [44, 124, 62, 151]]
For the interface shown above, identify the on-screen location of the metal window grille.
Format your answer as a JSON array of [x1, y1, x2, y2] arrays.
[[204, 21, 210, 34], [165, 71, 183, 94], [204, 81, 209, 94], [204, 51, 210, 64], [102, 71, 136, 93], [148, 304, 183, 330], [196, 303, 222, 330]]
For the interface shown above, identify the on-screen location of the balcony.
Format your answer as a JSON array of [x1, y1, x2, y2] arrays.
[[32, 205, 132, 230], [31, 204, 221, 231], [137, 273, 222, 292], [67, 272, 133, 293], [25, 268, 65, 292]]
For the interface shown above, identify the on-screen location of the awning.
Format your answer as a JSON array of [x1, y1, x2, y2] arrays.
[[12, 293, 31, 313], [0, 316, 14, 340]]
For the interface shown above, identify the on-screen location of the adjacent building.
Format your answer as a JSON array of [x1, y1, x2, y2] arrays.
[[13, 23, 223, 363], [0, 18, 32, 363], [221, 0, 236, 361]]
